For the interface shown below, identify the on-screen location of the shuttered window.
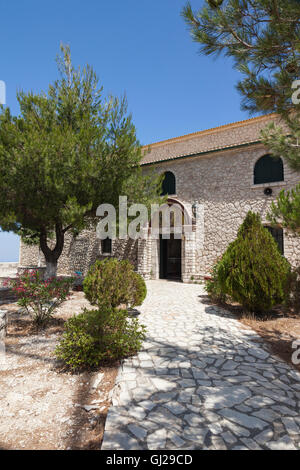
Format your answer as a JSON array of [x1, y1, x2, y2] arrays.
[[264, 226, 284, 255], [161, 171, 176, 196], [101, 238, 112, 254], [254, 154, 284, 184]]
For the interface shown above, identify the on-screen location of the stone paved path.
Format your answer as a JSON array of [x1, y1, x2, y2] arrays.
[[102, 281, 300, 450]]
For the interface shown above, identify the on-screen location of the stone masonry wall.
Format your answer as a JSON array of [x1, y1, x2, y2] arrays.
[[20, 230, 139, 276], [20, 143, 300, 279], [146, 143, 300, 276]]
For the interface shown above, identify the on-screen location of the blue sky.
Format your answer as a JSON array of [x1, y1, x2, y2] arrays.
[[0, 0, 259, 262]]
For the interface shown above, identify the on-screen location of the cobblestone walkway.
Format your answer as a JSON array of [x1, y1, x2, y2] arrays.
[[102, 281, 300, 450]]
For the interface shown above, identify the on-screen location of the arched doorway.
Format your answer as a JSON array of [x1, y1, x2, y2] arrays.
[[149, 198, 193, 281], [159, 234, 182, 279]]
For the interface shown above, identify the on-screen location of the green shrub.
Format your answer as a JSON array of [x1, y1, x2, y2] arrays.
[[214, 212, 291, 313], [5, 270, 74, 326], [204, 263, 226, 304], [83, 258, 147, 308], [55, 306, 146, 370], [128, 271, 147, 308]]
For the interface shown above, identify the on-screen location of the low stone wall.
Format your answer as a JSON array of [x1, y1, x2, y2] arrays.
[[0, 287, 17, 301], [0, 262, 18, 278], [17, 266, 46, 277]]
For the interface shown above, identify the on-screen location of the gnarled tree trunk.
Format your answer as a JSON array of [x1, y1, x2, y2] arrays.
[[39, 224, 65, 279]]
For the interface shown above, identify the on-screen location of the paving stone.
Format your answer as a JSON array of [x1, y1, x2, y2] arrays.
[[147, 406, 182, 430], [247, 347, 269, 360], [128, 424, 147, 440], [208, 422, 223, 435], [168, 431, 186, 448], [102, 430, 142, 450], [151, 377, 177, 392], [219, 409, 268, 431], [147, 429, 167, 450], [182, 426, 208, 445], [183, 412, 205, 426], [240, 438, 262, 450], [222, 431, 237, 445], [178, 389, 194, 403], [211, 435, 227, 450], [252, 409, 280, 423], [220, 419, 250, 437], [163, 401, 186, 415], [267, 436, 297, 450], [178, 379, 196, 388], [254, 428, 273, 444], [203, 385, 252, 410], [281, 417, 299, 435], [105, 412, 134, 430], [235, 404, 252, 413], [152, 391, 177, 403], [244, 396, 275, 408], [139, 400, 156, 411], [186, 403, 201, 413], [129, 406, 147, 420], [192, 369, 209, 380], [222, 360, 238, 370], [102, 281, 300, 451]]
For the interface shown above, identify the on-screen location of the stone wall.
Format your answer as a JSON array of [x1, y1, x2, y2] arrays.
[[19, 142, 300, 279], [145, 143, 300, 277], [20, 230, 139, 276], [0, 262, 18, 278]]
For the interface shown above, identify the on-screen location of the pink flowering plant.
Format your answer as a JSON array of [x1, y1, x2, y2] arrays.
[[5, 270, 74, 326]]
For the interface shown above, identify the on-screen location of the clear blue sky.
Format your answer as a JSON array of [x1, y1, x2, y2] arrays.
[[0, 0, 259, 262]]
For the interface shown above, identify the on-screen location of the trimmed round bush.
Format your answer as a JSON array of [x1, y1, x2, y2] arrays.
[[83, 258, 147, 308], [211, 211, 291, 313], [55, 306, 146, 370]]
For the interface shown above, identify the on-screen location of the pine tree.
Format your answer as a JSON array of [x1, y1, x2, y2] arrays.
[[0, 45, 161, 278], [267, 183, 300, 233], [182, 0, 300, 232]]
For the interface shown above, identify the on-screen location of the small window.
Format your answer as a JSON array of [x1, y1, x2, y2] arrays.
[[161, 171, 176, 196], [254, 154, 283, 185], [264, 226, 284, 255], [101, 238, 112, 254]]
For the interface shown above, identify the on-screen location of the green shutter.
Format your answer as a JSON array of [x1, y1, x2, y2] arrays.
[[265, 226, 284, 255], [102, 238, 112, 254], [254, 154, 283, 184], [161, 171, 176, 196]]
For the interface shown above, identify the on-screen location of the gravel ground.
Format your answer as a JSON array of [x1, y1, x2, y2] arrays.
[[0, 292, 118, 450]]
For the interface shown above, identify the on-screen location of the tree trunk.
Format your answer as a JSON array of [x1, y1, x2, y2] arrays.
[[45, 259, 58, 279], [39, 224, 65, 279]]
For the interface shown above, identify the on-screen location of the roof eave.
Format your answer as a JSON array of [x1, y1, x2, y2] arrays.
[[141, 140, 263, 166]]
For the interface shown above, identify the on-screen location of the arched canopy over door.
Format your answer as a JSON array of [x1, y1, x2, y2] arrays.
[[161, 171, 176, 196], [254, 154, 284, 185]]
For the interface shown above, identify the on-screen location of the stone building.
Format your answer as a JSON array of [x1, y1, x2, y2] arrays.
[[19, 113, 300, 281]]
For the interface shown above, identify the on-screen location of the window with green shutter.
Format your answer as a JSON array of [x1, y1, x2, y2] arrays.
[[264, 226, 284, 255], [254, 154, 284, 184], [101, 238, 112, 254], [161, 171, 176, 196]]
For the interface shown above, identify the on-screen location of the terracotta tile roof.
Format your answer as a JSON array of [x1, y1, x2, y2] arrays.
[[141, 113, 282, 165]]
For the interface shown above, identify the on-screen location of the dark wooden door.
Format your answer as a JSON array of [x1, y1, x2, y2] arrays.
[[160, 234, 181, 279]]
